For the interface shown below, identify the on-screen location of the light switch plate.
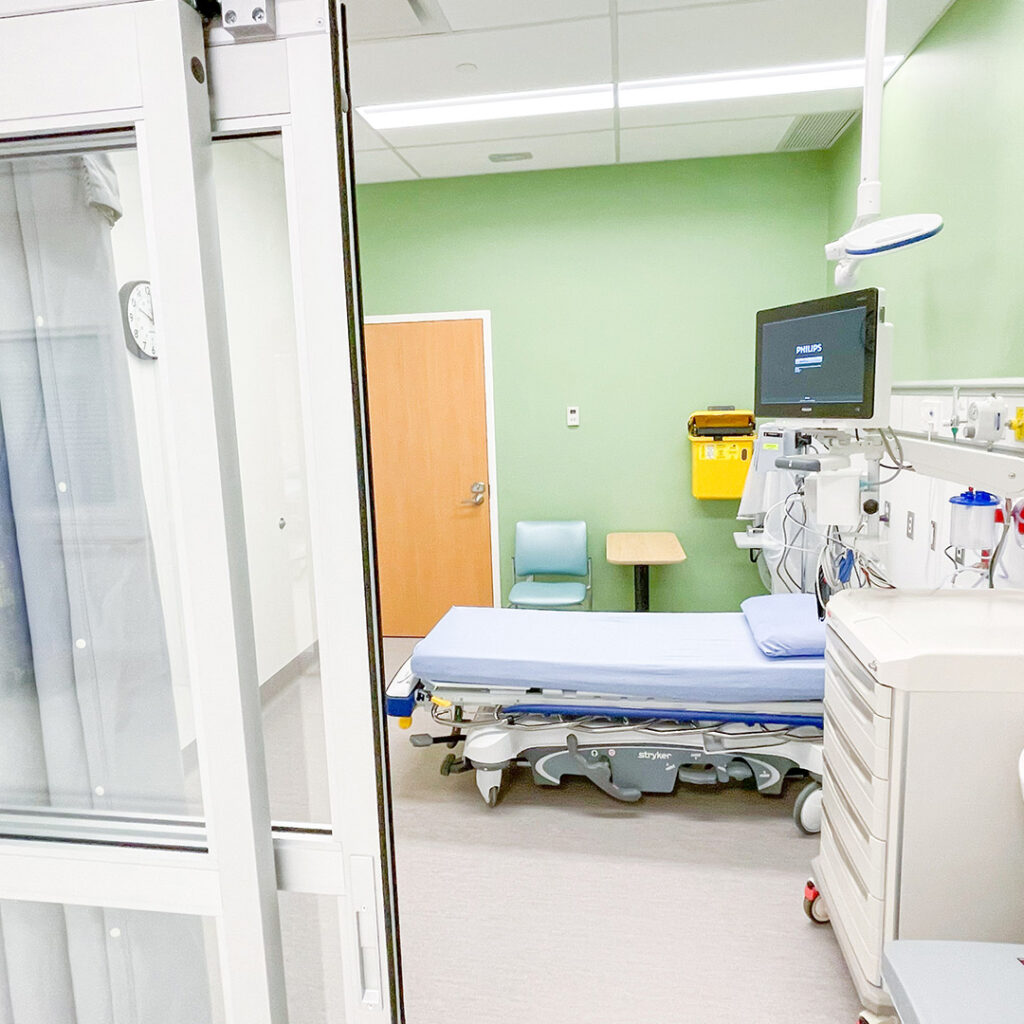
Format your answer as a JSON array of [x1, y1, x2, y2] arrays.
[[906, 510, 915, 540], [567, 405, 580, 427]]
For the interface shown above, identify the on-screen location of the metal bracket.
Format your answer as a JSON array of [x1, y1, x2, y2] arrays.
[[219, 0, 276, 39]]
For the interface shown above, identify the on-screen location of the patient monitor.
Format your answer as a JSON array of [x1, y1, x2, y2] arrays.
[[754, 288, 892, 430]]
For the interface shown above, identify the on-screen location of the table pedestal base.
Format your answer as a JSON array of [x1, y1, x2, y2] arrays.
[[633, 565, 649, 612]]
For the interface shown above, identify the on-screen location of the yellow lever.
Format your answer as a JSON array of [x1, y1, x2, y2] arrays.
[[1010, 407, 1024, 442], [429, 696, 453, 708]]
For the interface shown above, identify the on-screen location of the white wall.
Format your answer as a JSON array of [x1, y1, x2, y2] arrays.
[[878, 387, 1024, 590], [108, 137, 316, 737]]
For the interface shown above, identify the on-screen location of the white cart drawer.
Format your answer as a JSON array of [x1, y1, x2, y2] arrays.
[[826, 632, 892, 717], [820, 813, 885, 987], [822, 753, 887, 898], [825, 658, 891, 780], [823, 709, 890, 839]]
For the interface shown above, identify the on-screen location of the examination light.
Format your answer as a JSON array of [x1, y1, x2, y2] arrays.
[[826, 0, 943, 286]]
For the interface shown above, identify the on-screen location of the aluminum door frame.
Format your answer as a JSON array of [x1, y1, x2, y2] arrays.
[[0, 2, 398, 1022]]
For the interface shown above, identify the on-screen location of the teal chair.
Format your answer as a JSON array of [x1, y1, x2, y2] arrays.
[[508, 520, 591, 610]]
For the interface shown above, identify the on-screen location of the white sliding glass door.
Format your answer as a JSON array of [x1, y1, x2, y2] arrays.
[[0, 3, 397, 1022]]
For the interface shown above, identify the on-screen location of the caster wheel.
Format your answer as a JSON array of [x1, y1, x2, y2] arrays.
[[794, 781, 823, 835], [803, 880, 830, 924], [486, 787, 500, 807]]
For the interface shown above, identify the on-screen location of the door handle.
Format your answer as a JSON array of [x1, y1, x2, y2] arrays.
[[459, 481, 486, 506]]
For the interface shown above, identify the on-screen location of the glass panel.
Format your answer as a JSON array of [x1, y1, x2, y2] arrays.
[[0, 901, 221, 1023], [279, 892, 347, 1024], [0, 148, 202, 817], [211, 135, 331, 825]]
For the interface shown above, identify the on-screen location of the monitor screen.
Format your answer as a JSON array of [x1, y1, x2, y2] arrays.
[[754, 288, 879, 420]]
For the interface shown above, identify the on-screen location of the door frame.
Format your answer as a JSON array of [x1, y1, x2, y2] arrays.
[[0, 3, 400, 1022], [364, 310, 501, 610]]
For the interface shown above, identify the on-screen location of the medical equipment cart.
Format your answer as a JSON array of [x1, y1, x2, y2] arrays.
[[804, 589, 1024, 1022]]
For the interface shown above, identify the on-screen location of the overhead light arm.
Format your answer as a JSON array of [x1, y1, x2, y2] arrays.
[[826, 0, 943, 287]]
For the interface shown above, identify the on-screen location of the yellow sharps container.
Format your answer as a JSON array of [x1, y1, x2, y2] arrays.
[[687, 408, 756, 499]]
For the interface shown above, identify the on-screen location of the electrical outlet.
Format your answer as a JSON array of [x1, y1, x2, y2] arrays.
[[921, 399, 941, 434], [881, 500, 891, 527], [906, 510, 915, 540], [566, 405, 580, 427], [929, 520, 937, 551]]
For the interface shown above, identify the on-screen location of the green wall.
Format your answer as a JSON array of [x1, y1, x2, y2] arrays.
[[827, 0, 1024, 379], [356, 0, 1019, 616], [357, 154, 830, 612]]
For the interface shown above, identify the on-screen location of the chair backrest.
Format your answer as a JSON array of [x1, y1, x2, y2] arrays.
[[514, 520, 588, 577]]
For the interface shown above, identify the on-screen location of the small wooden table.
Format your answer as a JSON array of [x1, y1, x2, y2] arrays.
[[606, 532, 686, 612]]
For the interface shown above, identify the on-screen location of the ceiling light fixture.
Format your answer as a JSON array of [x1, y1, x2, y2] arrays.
[[618, 57, 904, 109], [359, 84, 614, 131], [488, 151, 533, 163]]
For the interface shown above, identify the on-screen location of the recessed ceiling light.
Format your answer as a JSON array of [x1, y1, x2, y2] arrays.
[[456, 62, 478, 74], [357, 58, 904, 133], [358, 84, 614, 131], [618, 58, 904, 109], [488, 151, 533, 163]]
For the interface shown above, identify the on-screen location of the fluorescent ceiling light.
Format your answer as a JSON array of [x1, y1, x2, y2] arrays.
[[619, 58, 904, 109], [359, 85, 613, 131], [358, 57, 905, 132]]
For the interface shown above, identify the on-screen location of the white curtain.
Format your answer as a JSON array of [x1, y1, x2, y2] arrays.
[[0, 154, 212, 1022]]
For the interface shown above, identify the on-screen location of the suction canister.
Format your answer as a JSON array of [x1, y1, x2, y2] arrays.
[[949, 488, 999, 553]]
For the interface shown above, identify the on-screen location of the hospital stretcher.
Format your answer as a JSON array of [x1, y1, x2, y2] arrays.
[[386, 606, 826, 831]]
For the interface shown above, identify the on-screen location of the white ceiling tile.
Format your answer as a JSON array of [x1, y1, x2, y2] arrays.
[[352, 113, 389, 151], [349, 20, 613, 106], [618, 0, 768, 11], [436, 0, 607, 31], [399, 131, 616, 179], [886, 0, 959, 55], [354, 149, 419, 184], [619, 116, 794, 163], [345, 0, 448, 41], [618, 2, 874, 81], [377, 108, 614, 148], [617, 87, 861, 128]]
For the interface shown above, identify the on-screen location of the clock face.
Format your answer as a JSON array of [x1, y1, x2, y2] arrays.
[[119, 280, 158, 359]]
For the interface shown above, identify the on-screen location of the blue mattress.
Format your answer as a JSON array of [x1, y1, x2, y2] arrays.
[[411, 607, 825, 703]]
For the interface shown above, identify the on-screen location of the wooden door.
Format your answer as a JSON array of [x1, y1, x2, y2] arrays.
[[364, 318, 493, 636]]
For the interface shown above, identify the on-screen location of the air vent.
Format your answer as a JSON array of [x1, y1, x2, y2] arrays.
[[777, 111, 857, 152], [488, 152, 533, 164]]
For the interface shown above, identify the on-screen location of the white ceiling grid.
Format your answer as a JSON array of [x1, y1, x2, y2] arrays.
[[345, 0, 956, 184]]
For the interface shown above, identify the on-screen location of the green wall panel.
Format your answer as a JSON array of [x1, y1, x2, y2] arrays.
[[357, 153, 830, 613], [827, 0, 1024, 380]]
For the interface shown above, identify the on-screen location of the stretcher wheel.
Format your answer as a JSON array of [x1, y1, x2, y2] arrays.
[[794, 780, 823, 834], [803, 880, 830, 924], [475, 767, 505, 805]]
